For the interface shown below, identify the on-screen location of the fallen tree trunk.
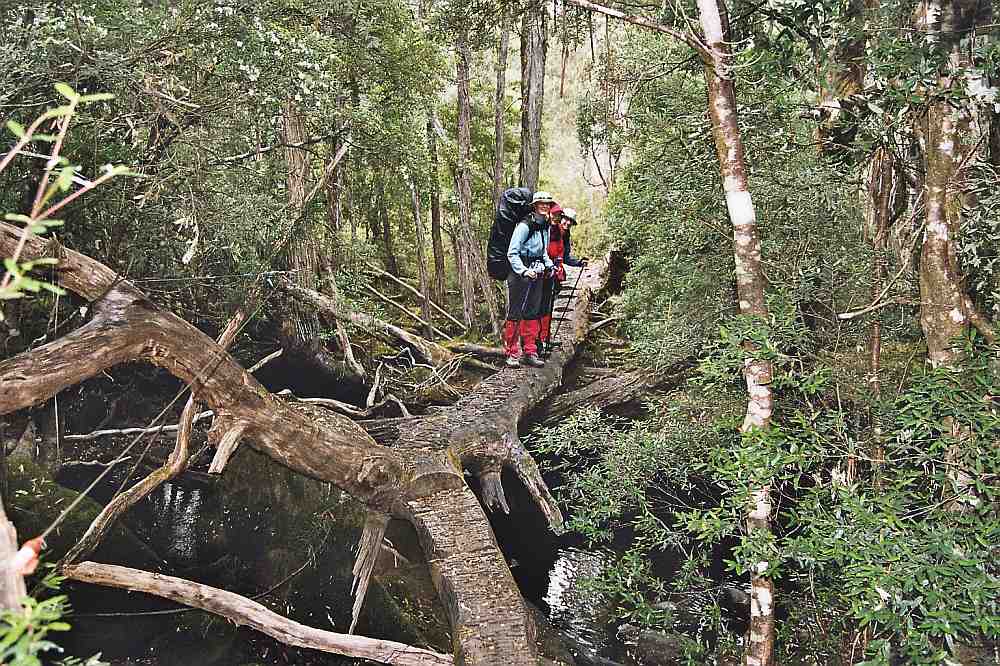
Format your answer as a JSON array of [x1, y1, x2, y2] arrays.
[[64, 561, 452, 666], [535, 371, 654, 421], [393, 260, 612, 526], [445, 342, 505, 360], [363, 282, 452, 341], [1, 221, 591, 665], [365, 261, 465, 331]]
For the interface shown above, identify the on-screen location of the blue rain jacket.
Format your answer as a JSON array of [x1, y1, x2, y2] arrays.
[[508, 214, 555, 276]]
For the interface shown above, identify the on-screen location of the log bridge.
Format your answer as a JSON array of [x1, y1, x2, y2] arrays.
[[0, 220, 610, 665]]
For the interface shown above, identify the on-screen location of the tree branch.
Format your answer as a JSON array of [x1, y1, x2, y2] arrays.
[[563, 0, 712, 61], [63, 561, 452, 666]]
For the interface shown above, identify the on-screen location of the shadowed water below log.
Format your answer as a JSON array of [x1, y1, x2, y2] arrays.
[[48, 450, 642, 665], [51, 446, 439, 665]]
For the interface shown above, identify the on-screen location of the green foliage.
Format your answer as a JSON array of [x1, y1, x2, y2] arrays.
[[0, 573, 107, 666], [534, 334, 1000, 663], [1, 83, 133, 317]]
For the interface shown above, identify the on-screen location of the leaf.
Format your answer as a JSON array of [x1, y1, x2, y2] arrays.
[[39, 105, 73, 121], [3, 213, 33, 224], [56, 166, 76, 192], [78, 92, 115, 103], [54, 83, 78, 100], [6, 121, 25, 138]]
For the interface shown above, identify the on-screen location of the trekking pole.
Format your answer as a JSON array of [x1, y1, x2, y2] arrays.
[[541, 275, 559, 359], [548, 264, 585, 349]]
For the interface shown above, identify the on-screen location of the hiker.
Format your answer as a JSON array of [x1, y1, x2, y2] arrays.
[[503, 191, 556, 368], [537, 206, 587, 353]]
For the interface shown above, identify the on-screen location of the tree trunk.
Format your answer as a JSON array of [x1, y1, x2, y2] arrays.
[[64, 562, 452, 665], [323, 141, 366, 381], [278, 101, 345, 380], [493, 18, 511, 212], [916, 0, 986, 368], [814, 0, 866, 155], [0, 497, 26, 611], [409, 177, 435, 340], [283, 280, 455, 368], [697, 1, 775, 664], [426, 115, 447, 304], [455, 35, 502, 337], [519, 1, 547, 191], [378, 180, 400, 277]]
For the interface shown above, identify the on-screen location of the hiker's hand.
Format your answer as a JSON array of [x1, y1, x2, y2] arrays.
[[523, 269, 538, 280], [580, 257, 589, 267]]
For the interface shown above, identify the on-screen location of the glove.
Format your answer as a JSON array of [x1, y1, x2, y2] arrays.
[[523, 269, 538, 280], [580, 257, 589, 267]]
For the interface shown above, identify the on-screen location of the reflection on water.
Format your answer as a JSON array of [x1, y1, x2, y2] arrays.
[[545, 547, 632, 663], [151, 484, 203, 561]]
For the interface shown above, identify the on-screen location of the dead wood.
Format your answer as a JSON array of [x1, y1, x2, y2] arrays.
[[364, 283, 452, 341], [64, 301, 254, 564], [281, 278, 457, 368], [63, 561, 452, 665], [445, 342, 505, 360], [62, 412, 214, 442], [536, 371, 654, 421], [64, 350, 280, 444], [351, 511, 390, 634], [0, 221, 553, 664], [393, 260, 612, 530], [276, 390, 410, 420], [365, 261, 465, 330]]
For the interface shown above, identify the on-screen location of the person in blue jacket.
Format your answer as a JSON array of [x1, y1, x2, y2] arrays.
[[503, 191, 556, 368]]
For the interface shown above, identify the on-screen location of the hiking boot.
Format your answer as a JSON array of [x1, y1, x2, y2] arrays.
[[505, 356, 522, 369], [522, 353, 545, 368]]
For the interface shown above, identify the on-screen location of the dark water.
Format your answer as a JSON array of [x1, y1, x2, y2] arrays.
[[53, 450, 417, 666], [50, 454, 639, 665]]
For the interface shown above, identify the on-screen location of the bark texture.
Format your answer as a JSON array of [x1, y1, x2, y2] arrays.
[[279, 102, 325, 354], [455, 35, 479, 329], [409, 177, 434, 339], [493, 18, 511, 211], [455, 34, 501, 336], [426, 114, 446, 303], [917, 0, 981, 368], [519, 1, 547, 191], [697, 0, 775, 663]]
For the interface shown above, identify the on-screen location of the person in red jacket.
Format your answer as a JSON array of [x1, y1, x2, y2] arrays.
[[538, 205, 587, 352]]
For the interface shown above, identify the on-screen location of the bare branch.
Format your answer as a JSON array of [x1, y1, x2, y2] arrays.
[[64, 561, 453, 665]]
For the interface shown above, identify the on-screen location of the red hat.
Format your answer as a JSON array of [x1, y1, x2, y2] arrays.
[[549, 203, 563, 217]]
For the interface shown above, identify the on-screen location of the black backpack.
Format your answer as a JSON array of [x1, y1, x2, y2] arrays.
[[487, 187, 534, 280]]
